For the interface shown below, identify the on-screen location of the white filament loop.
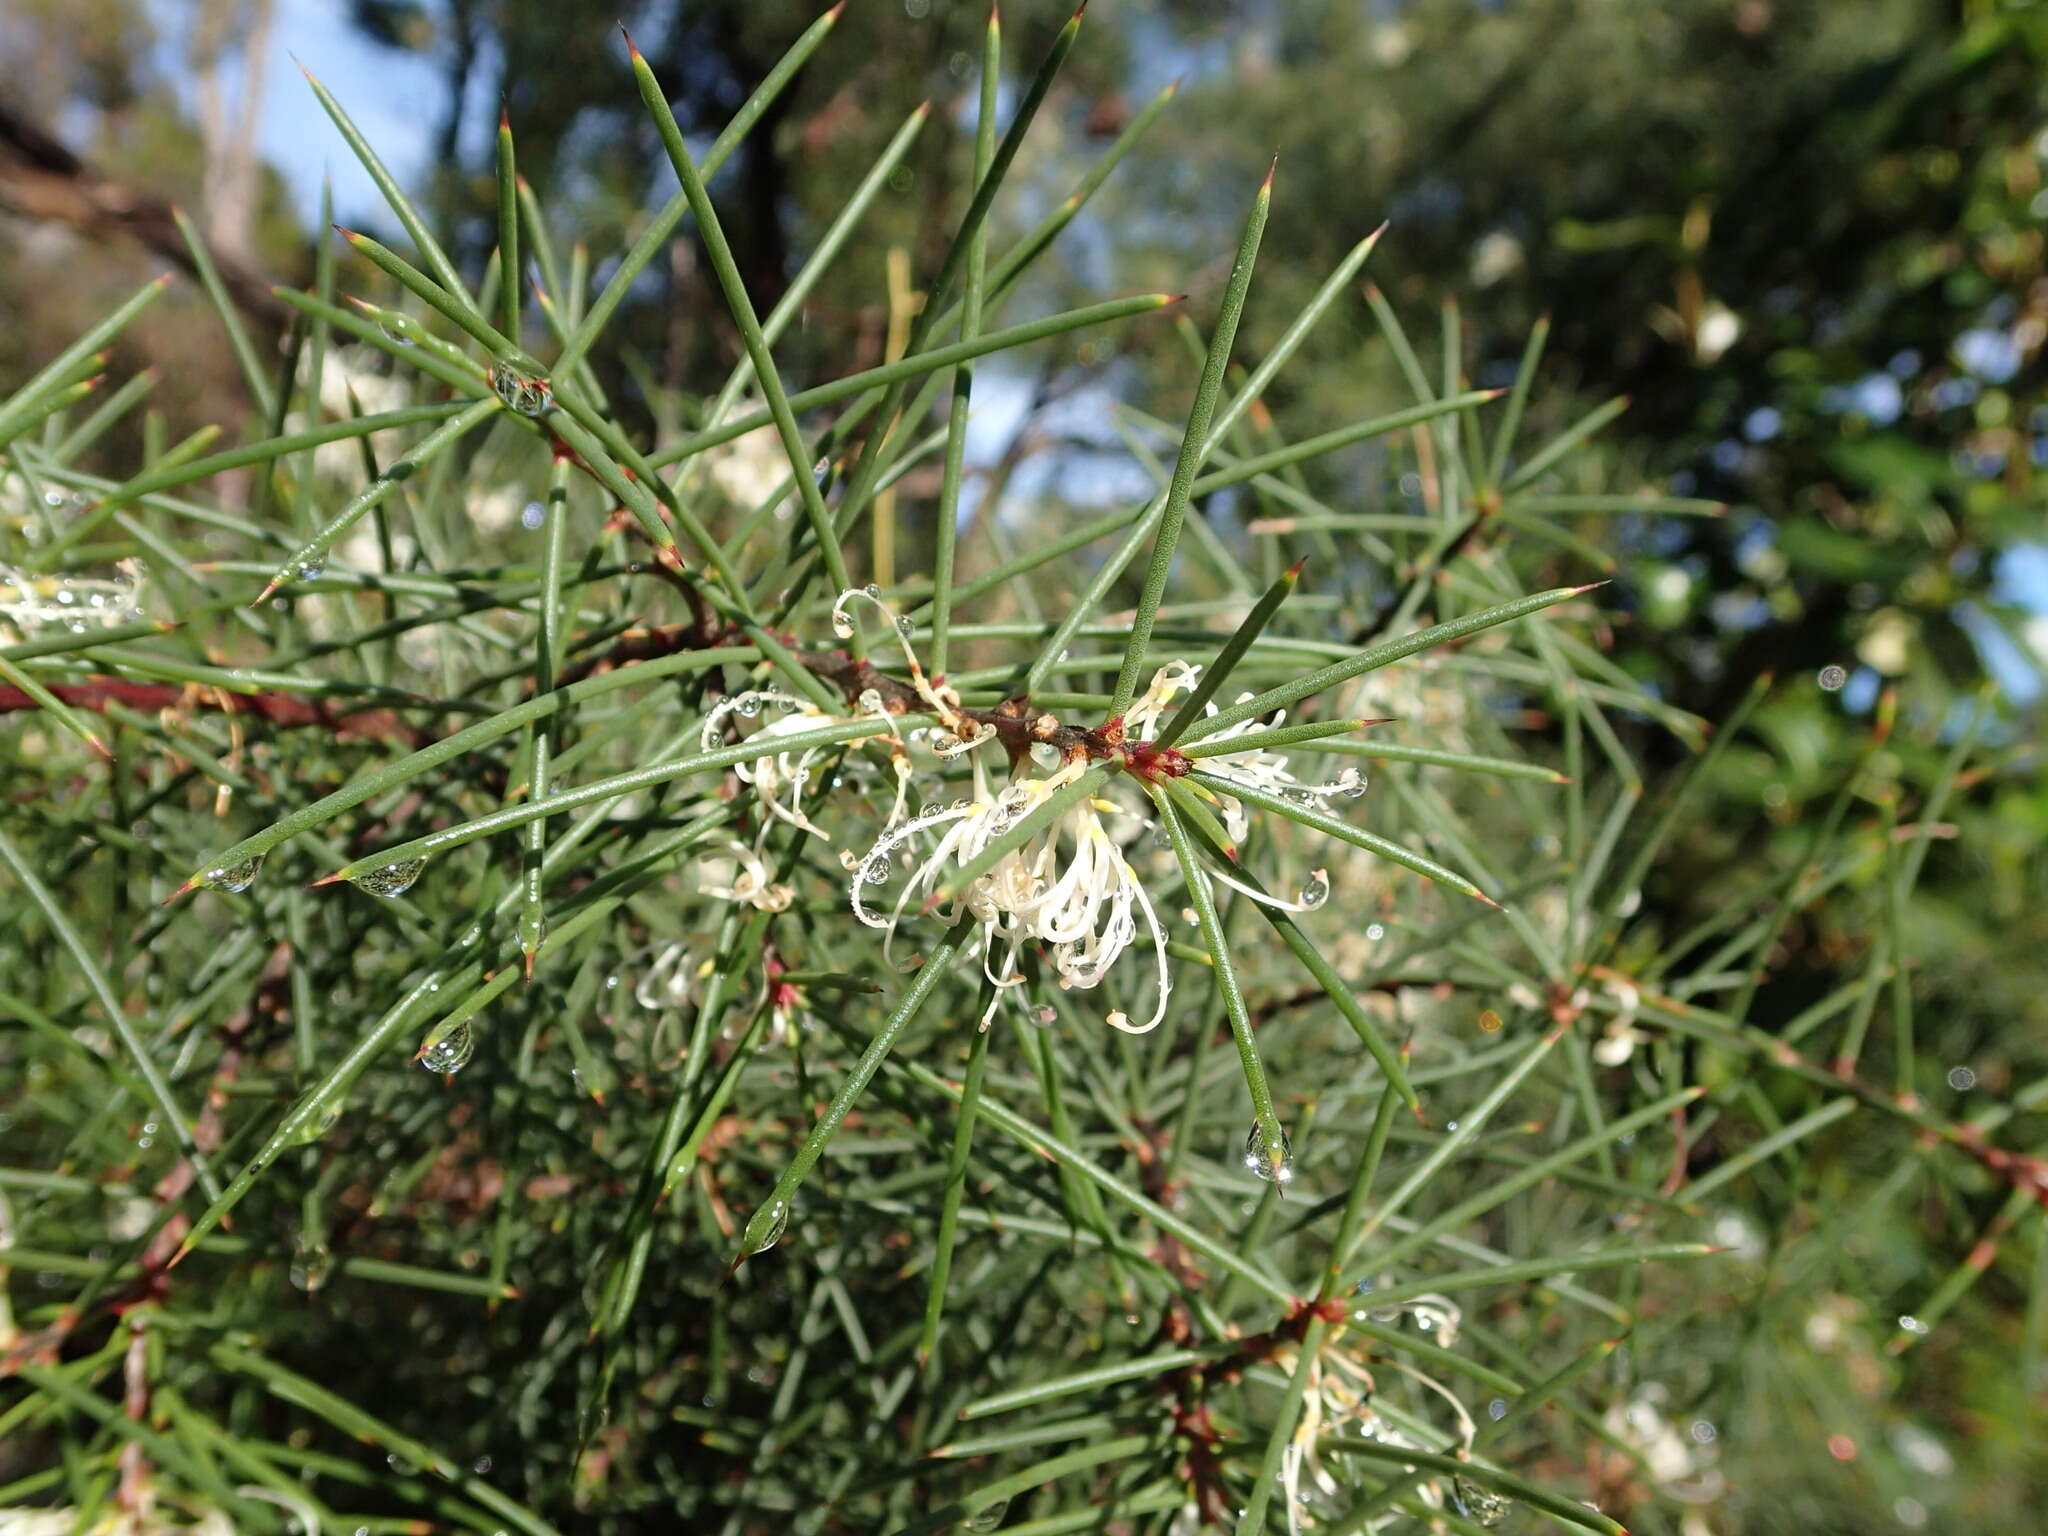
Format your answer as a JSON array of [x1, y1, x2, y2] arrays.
[[831, 585, 967, 729], [701, 688, 835, 839]]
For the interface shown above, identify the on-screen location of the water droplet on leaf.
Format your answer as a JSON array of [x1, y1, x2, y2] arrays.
[[1452, 1476, 1511, 1528], [1298, 869, 1329, 909], [746, 1200, 790, 1255], [205, 854, 264, 894], [489, 360, 553, 417], [289, 1237, 334, 1293], [285, 1101, 343, 1146], [961, 1499, 1009, 1531], [1242, 1122, 1294, 1184], [350, 857, 428, 898], [378, 313, 425, 348], [419, 1022, 475, 1075], [518, 909, 547, 955]]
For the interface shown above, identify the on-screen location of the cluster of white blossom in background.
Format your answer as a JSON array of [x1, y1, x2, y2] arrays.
[[0, 556, 146, 640], [2, 475, 149, 641]]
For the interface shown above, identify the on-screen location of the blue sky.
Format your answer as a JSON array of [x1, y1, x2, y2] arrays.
[[227, 0, 445, 227]]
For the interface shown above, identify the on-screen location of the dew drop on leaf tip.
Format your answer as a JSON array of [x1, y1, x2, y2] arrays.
[[1242, 1121, 1294, 1183], [419, 1021, 475, 1075], [289, 1237, 334, 1293], [350, 856, 428, 898], [204, 854, 264, 894], [489, 360, 552, 417], [1451, 1475, 1511, 1528]]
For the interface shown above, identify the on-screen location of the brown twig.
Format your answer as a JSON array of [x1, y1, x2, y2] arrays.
[[0, 680, 427, 745]]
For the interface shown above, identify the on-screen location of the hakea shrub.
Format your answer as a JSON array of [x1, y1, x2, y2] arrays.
[[4, 7, 2028, 1536]]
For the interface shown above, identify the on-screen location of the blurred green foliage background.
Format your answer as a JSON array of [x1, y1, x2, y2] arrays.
[[3, 1, 2045, 1531]]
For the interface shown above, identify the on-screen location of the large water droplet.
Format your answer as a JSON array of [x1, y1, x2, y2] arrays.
[[1242, 1122, 1294, 1184], [293, 559, 325, 582], [961, 1499, 1009, 1531], [1334, 767, 1367, 799], [419, 1022, 475, 1075], [735, 691, 763, 718], [894, 616, 915, 638], [832, 613, 854, 639], [746, 1200, 790, 1255], [489, 360, 553, 417], [863, 583, 882, 600], [1451, 1476, 1511, 1528], [350, 857, 428, 898], [1298, 869, 1330, 909], [1818, 664, 1848, 692], [289, 1237, 334, 1293], [205, 854, 264, 894], [520, 500, 546, 531]]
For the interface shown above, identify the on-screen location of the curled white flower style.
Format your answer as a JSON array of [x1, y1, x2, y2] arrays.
[[838, 627, 1379, 1028], [634, 940, 701, 1011], [1128, 661, 1369, 848], [852, 753, 1173, 1033], [700, 687, 843, 839], [701, 837, 794, 912], [1278, 1294, 1486, 1533]]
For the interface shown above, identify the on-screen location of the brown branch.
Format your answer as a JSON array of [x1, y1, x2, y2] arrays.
[[0, 679, 426, 746], [0, 101, 286, 325]]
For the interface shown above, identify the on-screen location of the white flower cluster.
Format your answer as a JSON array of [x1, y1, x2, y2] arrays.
[[1279, 1294, 1509, 1533], [852, 752, 1174, 1032], [705, 588, 1377, 1032]]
